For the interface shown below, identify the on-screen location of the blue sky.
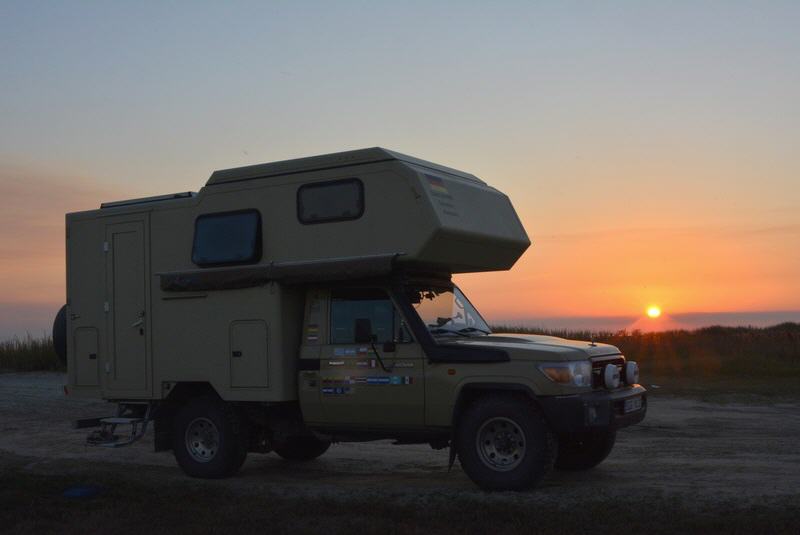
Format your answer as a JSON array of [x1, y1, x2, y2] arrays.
[[4, 1, 798, 189]]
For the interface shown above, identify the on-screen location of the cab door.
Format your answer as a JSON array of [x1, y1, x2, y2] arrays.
[[318, 288, 425, 427]]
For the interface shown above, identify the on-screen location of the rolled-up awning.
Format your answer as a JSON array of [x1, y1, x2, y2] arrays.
[[158, 253, 403, 292]]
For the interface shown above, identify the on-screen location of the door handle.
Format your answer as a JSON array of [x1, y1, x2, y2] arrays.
[[131, 310, 145, 328]]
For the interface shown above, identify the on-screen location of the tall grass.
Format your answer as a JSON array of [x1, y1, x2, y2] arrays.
[[2, 324, 799, 379], [491, 322, 800, 379], [0, 335, 63, 372]]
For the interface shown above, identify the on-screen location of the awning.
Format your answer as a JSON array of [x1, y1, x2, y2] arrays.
[[158, 253, 403, 292]]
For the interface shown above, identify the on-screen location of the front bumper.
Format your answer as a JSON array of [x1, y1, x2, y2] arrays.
[[538, 385, 647, 434]]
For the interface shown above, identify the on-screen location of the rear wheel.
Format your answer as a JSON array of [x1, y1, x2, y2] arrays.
[[172, 397, 248, 478], [275, 436, 331, 461], [456, 395, 556, 491], [555, 430, 616, 470]]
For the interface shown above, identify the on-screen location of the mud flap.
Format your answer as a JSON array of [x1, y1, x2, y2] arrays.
[[448, 425, 457, 471]]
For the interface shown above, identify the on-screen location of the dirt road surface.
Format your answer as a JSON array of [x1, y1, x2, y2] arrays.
[[2, 372, 799, 507]]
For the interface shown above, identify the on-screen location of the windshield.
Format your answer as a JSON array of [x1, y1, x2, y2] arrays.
[[406, 285, 491, 339]]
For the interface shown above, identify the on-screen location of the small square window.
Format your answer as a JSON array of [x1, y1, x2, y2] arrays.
[[297, 178, 364, 224], [192, 210, 261, 267]]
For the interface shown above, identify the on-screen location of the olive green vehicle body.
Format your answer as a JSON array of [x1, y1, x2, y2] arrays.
[[64, 148, 645, 446]]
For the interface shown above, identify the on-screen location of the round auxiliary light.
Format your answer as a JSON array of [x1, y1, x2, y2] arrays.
[[625, 361, 640, 385], [604, 363, 621, 389]]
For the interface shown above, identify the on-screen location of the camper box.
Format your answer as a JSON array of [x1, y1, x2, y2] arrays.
[[64, 148, 530, 403]]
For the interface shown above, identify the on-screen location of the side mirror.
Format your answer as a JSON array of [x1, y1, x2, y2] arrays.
[[354, 318, 374, 344]]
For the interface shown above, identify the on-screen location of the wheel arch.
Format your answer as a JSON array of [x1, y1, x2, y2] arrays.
[[163, 381, 220, 404], [451, 381, 541, 427], [154, 382, 221, 452]]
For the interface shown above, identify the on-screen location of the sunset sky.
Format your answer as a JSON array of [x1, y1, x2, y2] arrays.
[[2, 1, 799, 338]]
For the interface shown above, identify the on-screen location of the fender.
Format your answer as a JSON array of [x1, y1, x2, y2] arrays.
[[451, 380, 541, 426]]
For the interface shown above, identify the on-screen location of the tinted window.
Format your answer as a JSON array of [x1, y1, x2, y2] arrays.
[[298, 178, 364, 224], [330, 289, 394, 344], [192, 210, 261, 267]]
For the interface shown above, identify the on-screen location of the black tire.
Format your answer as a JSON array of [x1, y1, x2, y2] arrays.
[[456, 395, 557, 491], [52, 305, 67, 366], [172, 397, 248, 478], [274, 436, 331, 461], [233, 443, 249, 472], [555, 430, 616, 471]]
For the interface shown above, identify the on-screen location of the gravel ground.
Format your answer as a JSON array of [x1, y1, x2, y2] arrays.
[[1, 372, 799, 506]]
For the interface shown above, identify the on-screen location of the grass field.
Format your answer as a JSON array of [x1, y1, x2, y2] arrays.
[[491, 322, 800, 400], [3, 323, 800, 387], [0, 334, 62, 372], [492, 322, 800, 378]]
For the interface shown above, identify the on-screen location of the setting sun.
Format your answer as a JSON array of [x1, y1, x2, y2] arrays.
[[647, 306, 662, 319]]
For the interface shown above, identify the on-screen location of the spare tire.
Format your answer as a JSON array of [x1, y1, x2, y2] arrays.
[[53, 305, 67, 365]]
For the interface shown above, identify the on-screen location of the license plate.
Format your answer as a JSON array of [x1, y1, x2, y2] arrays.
[[624, 396, 643, 414]]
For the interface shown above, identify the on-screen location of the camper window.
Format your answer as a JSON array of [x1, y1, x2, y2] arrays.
[[192, 210, 262, 267], [297, 178, 364, 224]]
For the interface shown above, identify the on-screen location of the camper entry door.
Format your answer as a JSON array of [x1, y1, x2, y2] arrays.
[[104, 217, 151, 398]]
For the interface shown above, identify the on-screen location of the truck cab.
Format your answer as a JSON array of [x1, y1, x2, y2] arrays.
[[58, 148, 645, 490], [293, 278, 646, 489]]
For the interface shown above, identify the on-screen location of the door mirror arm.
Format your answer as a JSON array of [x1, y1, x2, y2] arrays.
[[353, 318, 393, 373]]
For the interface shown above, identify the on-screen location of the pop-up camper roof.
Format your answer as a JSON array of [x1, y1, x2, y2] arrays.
[[83, 148, 531, 291], [205, 147, 485, 186]]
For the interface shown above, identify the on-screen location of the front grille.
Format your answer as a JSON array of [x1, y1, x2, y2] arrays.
[[591, 355, 625, 389]]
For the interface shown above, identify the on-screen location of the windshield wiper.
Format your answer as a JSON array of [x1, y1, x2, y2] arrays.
[[429, 327, 471, 338], [458, 327, 491, 335]]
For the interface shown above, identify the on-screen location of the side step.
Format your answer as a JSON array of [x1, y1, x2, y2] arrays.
[[85, 404, 153, 448]]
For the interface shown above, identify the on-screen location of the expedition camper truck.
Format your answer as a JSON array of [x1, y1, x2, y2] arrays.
[[56, 148, 646, 490]]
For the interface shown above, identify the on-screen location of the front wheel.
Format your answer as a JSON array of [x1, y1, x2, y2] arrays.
[[555, 430, 616, 470], [172, 397, 248, 478], [456, 396, 556, 491]]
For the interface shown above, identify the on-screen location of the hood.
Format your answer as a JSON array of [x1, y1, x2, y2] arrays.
[[442, 333, 621, 361]]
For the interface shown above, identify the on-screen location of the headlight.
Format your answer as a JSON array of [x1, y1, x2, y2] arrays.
[[538, 361, 592, 387]]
